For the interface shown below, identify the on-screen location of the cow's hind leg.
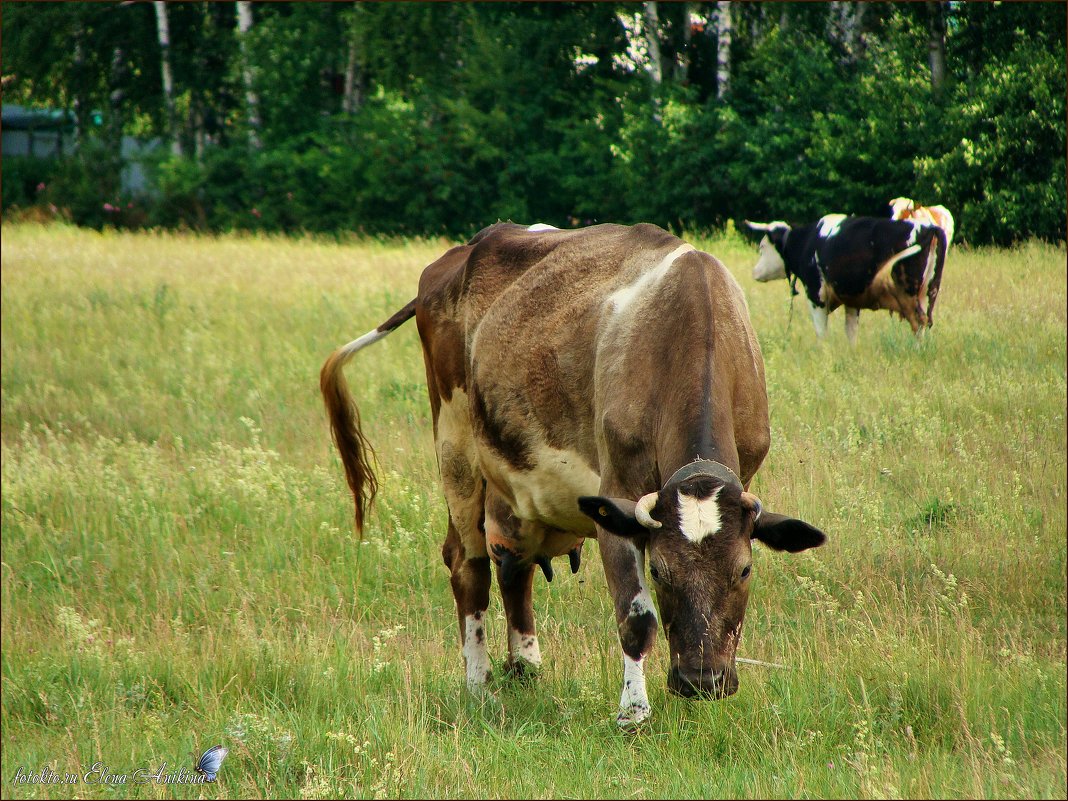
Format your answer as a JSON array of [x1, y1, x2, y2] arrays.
[[485, 492, 542, 677], [442, 519, 493, 690], [844, 307, 860, 346], [435, 392, 493, 691]]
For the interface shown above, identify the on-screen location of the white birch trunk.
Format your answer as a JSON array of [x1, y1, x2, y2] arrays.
[[715, 1, 732, 99], [643, 2, 662, 86], [153, 1, 181, 156], [926, 1, 947, 94], [236, 1, 262, 149]]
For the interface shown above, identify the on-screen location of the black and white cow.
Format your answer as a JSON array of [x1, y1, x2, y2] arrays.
[[746, 214, 948, 344]]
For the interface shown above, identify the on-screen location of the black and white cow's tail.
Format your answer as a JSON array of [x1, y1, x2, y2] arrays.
[[923, 225, 949, 326], [320, 299, 417, 532]]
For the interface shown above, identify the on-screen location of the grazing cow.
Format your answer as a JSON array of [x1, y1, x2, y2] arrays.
[[321, 222, 826, 728], [888, 197, 955, 248], [746, 215, 948, 344]]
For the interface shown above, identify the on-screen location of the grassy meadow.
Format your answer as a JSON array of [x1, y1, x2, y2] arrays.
[[1, 222, 1065, 799]]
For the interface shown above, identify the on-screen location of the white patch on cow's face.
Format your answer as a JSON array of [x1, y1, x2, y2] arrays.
[[752, 236, 787, 282], [609, 243, 695, 312], [817, 213, 847, 239], [677, 486, 723, 542], [844, 307, 860, 346], [906, 223, 920, 246], [463, 612, 492, 690], [508, 627, 542, 667], [809, 301, 829, 338], [527, 223, 558, 232]]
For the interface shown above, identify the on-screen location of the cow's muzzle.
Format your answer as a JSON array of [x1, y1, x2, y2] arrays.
[[668, 665, 738, 699]]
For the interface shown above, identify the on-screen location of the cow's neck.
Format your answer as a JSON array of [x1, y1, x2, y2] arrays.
[[654, 365, 738, 484]]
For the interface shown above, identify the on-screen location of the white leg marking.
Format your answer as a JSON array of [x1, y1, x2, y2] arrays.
[[618, 654, 651, 729], [809, 302, 829, 338], [463, 612, 492, 690], [616, 542, 656, 729], [844, 307, 860, 346], [508, 627, 542, 668]]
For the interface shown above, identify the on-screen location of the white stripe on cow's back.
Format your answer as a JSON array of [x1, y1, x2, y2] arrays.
[[677, 485, 723, 542], [527, 223, 559, 232], [817, 214, 847, 239], [609, 243, 695, 313]]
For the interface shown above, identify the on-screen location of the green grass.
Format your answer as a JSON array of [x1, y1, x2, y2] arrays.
[[2, 222, 1065, 799]]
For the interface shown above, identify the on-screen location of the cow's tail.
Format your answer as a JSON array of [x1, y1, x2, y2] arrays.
[[320, 299, 417, 532], [924, 225, 949, 327]]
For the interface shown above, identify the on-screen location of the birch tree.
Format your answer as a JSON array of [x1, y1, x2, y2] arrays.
[[153, 1, 180, 155], [235, 1, 262, 148], [715, 1, 732, 99], [926, 0, 947, 94], [643, 1, 662, 86]]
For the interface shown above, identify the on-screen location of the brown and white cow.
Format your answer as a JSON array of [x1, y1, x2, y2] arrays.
[[321, 222, 826, 728], [888, 197, 955, 249], [746, 215, 948, 344]]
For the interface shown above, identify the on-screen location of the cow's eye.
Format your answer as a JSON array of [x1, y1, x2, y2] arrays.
[[740, 564, 752, 580], [649, 564, 662, 583]]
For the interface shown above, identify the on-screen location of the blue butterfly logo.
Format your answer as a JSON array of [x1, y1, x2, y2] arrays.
[[195, 744, 229, 782]]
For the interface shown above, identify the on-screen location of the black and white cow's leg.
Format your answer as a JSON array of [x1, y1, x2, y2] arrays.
[[844, 307, 860, 346], [441, 520, 493, 691], [485, 492, 542, 676], [808, 300, 829, 339], [598, 532, 657, 729]]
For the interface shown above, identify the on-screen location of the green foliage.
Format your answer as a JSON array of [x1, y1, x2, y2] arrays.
[[3, 3, 1065, 242], [915, 29, 1067, 244]]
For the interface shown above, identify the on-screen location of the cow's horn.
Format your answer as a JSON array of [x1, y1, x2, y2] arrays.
[[743, 220, 771, 231], [634, 492, 662, 529]]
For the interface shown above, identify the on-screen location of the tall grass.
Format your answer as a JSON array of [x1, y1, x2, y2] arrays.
[[2, 222, 1064, 799]]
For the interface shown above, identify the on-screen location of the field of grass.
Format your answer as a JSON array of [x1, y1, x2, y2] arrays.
[[1, 221, 1065, 799]]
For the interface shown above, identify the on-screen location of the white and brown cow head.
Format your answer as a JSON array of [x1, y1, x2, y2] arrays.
[[579, 460, 824, 700], [744, 220, 792, 282]]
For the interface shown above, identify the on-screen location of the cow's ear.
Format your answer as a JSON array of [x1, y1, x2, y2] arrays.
[[578, 496, 647, 538], [751, 511, 826, 552]]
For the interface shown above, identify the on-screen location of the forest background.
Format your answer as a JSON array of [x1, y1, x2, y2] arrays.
[[3, 1, 1065, 246]]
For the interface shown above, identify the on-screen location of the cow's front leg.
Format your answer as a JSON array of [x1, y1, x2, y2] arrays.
[[442, 520, 493, 691], [599, 532, 657, 729], [808, 301, 829, 339]]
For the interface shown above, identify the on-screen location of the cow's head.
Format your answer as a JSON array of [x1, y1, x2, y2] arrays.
[[579, 460, 825, 700], [744, 220, 791, 282], [888, 196, 916, 219]]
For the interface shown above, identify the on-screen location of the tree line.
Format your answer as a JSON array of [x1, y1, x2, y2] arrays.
[[3, 2, 1065, 245]]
